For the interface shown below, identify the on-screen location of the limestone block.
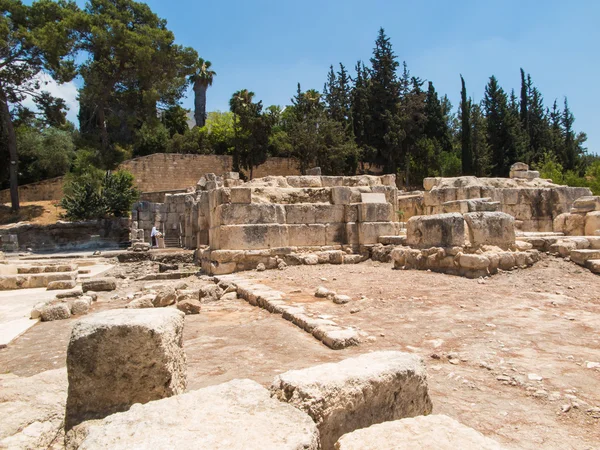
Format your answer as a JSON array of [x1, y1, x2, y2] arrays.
[[153, 286, 177, 307], [358, 203, 394, 223], [177, 298, 202, 315], [321, 176, 344, 187], [230, 187, 251, 204], [423, 177, 440, 191], [344, 204, 358, 222], [406, 213, 465, 248], [335, 414, 506, 450], [570, 249, 600, 266], [501, 188, 520, 205], [459, 253, 490, 270], [138, 211, 151, 222], [65, 379, 319, 450], [65, 309, 186, 431], [358, 222, 399, 245], [218, 224, 289, 250], [285, 204, 345, 224], [288, 224, 327, 247], [464, 212, 516, 249], [326, 223, 346, 245], [287, 176, 323, 188], [127, 295, 155, 309], [71, 298, 91, 315], [219, 204, 285, 226], [41, 303, 71, 322], [47, 279, 77, 290], [331, 187, 353, 205], [511, 162, 529, 172], [583, 211, 600, 236], [465, 186, 481, 199], [82, 278, 117, 292], [271, 351, 432, 450], [345, 222, 359, 245], [572, 196, 600, 213], [554, 212, 585, 236]]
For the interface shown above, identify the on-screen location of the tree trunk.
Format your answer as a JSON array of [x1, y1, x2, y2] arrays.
[[194, 81, 207, 128], [0, 85, 19, 212], [97, 101, 109, 157]]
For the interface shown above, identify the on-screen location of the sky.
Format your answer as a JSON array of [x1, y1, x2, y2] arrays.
[[34, 0, 600, 155]]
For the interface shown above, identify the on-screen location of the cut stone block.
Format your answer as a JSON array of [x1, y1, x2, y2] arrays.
[[360, 192, 387, 203], [464, 212, 516, 249], [335, 414, 506, 450], [570, 249, 600, 266], [65, 379, 319, 450], [331, 187, 353, 205], [47, 279, 77, 290], [406, 213, 465, 248], [585, 259, 600, 274], [218, 224, 288, 250], [271, 351, 432, 450], [219, 204, 285, 225], [572, 195, 600, 213], [65, 309, 186, 431], [585, 211, 600, 236], [82, 278, 117, 292], [358, 203, 394, 222], [41, 303, 71, 322]]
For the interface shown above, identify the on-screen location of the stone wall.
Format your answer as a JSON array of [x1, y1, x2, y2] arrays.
[[0, 177, 64, 203], [0, 219, 130, 252], [119, 154, 300, 194], [398, 174, 591, 232]]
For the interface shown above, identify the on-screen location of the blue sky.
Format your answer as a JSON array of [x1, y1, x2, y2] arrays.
[[39, 0, 600, 155]]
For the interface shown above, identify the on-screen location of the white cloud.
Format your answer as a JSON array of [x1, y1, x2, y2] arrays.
[[21, 72, 79, 125]]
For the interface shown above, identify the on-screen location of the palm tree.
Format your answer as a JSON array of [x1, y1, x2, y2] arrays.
[[189, 58, 216, 128]]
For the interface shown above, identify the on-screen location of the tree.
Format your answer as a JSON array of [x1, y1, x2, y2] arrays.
[[101, 170, 139, 217], [162, 105, 189, 137], [351, 61, 372, 165], [229, 89, 271, 178], [471, 103, 490, 177], [77, 0, 197, 161], [563, 97, 577, 171], [483, 76, 509, 176], [459, 75, 472, 175], [0, 0, 78, 211], [190, 58, 216, 128]]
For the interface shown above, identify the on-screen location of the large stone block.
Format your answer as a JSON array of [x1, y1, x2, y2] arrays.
[[554, 212, 585, 236], [585, 211, 600, 236], [572, 196, 600, 213], [287, 176, 323, 188], [230, 187, 251, 204], [271, 351, 432, 450], [218, 204, 285, 226], [335, 414, 506, 450], [358, 203, 394, 223], [65, 379, 319, 450], [82, 278, 117, 292], [287, 224, 327, 247], [464, 212, 516, 249], [406, 213, 465, 248], [358, 222, 399, 244], [331, 187, 353, 205], [285, 204, 344, 224], [65, 309, 186, 431], [218, 224, 289, 250]]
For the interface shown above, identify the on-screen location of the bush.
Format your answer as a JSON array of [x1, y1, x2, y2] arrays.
[[61, 170, 139, 221]]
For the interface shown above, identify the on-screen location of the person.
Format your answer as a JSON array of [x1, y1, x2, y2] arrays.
[[151, 226, 158, 248]]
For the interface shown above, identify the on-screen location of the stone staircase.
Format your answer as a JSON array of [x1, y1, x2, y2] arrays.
[[570, 249, 600, 274], [163, 234, 181, 248]]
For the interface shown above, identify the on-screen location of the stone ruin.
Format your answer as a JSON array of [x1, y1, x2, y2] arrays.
[[56, 307, 505, 450]]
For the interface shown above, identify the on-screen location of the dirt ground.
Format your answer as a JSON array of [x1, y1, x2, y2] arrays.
[[1, 256, 599, 449], [0, 201, 65, 227]]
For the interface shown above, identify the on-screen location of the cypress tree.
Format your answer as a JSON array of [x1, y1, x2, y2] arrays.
[[471, 103, 490, 177], [351, 61, 373, 164], [563, 98, 576, 170], [483, 76, 508, 176], [460, 75, 473, 175]]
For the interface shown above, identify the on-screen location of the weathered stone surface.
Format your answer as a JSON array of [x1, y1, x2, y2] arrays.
[[585, 211, 600, 236], [0, 369, 67, 449], [65, 309, 186, 431], [332, 294, 351, 304], [126, 294, 155, 309], [71, 298, 91, 315], [158, 263, 178, 273], [315, 286, 332, 298], [570, 249, 600, 266], [464, 212, 516, 249], [459, 253, 490, 270], [47, 279, 77, 290], [572, 195, 600, 213], [152, 286, 177, 307], [407, 213, 465, 248], [271, 351, 432, 450], [335, 414, 506, 450], [177, 298, 201, 315], [82, 278, 117, 292], [230, 187, 252, 204], [41, 302, 71, 321], [56, 288, 84, 299], [358, 203, 394, 222], [65, 379, 319, 450], [554, 212, 585, 236], [199, 283, 223, 303]]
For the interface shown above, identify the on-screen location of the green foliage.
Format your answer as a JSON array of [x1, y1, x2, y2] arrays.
[[535, 152, 565, 184], [61, 170, 139, 221], [162, 105, 190, 137], [16, 126, 75, 183], [585, 161, 600, 195], [135, 122, 169, 156]]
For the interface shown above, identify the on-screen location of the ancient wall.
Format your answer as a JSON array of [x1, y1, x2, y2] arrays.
[[0, 219, 130, 252], [0, 177, 64, 203], [398, 174, 592, 232], [118, 154, 300, 194]]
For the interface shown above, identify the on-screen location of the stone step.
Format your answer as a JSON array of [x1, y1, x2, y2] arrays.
[[585, 259, 600, 274], [570, 249, 600, 266], [0, 271, 77, 291]]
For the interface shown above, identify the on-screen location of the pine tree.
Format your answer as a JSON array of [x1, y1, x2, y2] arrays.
[[459, 75, 473, 175], [483, 76, 508, 176], [519, 69, 529, 132], [471, 103, 490, 177], [351, 61, 373, 166], [563, 98, 576, 170]]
